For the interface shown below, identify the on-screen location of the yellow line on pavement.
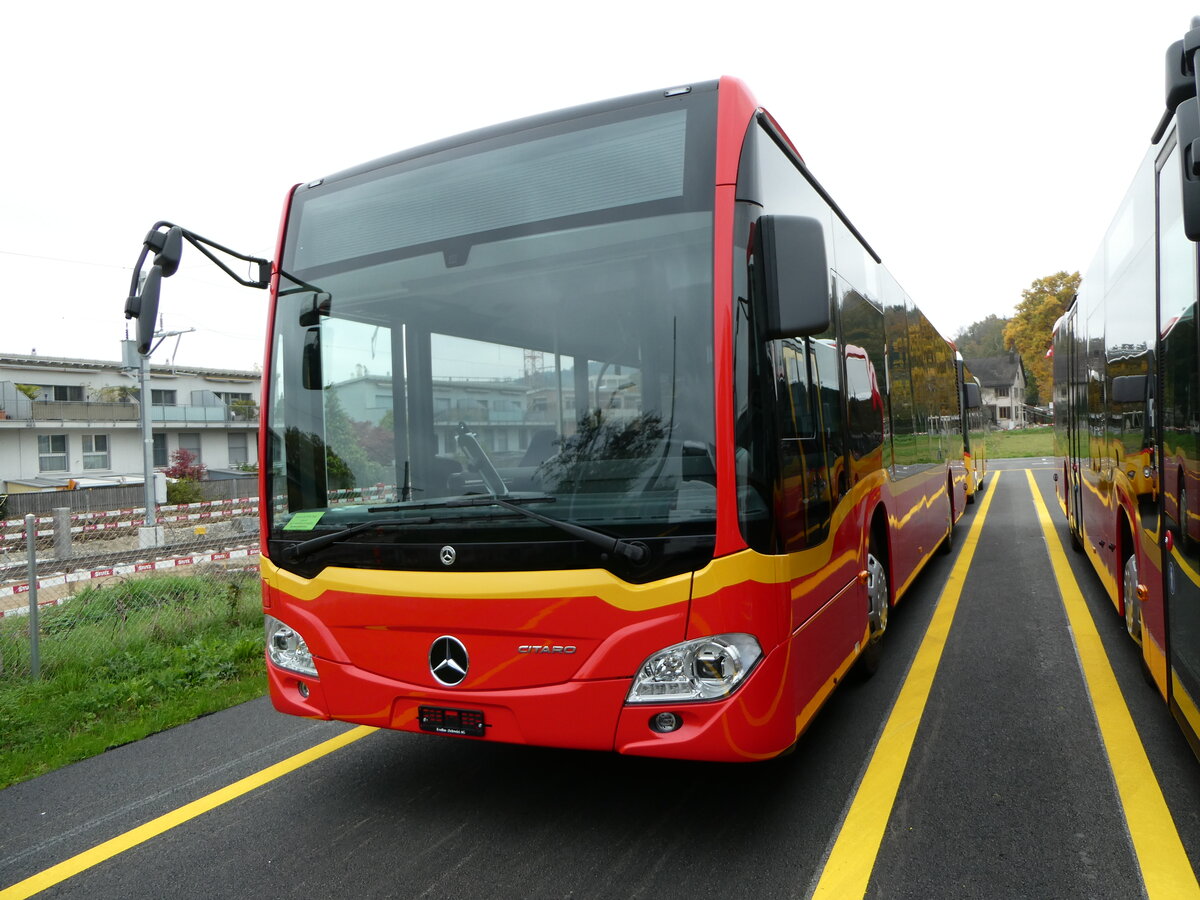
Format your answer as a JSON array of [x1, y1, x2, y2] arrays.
[[1, 725, 376, 899], [1025, 469, 1200, 898], [810, 470, 1002, 898]]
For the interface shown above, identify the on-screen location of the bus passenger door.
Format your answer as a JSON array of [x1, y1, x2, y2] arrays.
[[1159, 137, 1200, 727]]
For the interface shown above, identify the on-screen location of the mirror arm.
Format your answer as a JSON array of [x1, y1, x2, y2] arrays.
[[134, 220, 272, 290], [179, 229, 272, 289], [125, 220, 273, 356]]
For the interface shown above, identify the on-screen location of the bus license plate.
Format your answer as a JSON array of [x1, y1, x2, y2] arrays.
[[419, 706, 486, 737]]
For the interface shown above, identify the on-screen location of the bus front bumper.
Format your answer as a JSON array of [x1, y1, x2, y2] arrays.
[[266, 641, 796, 762]]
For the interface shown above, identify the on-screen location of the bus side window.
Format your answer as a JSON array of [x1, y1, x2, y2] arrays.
[[811, 339, 847, 502], [778, 340, 834, 550]]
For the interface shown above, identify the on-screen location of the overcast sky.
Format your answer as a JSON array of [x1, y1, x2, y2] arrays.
[[2, 1, 1195, 371]]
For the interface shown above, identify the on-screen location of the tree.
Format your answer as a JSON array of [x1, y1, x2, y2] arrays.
[[953, 314, 1009, 358], [229, 398, 258, 421], [1003, 271, 1079, 405]]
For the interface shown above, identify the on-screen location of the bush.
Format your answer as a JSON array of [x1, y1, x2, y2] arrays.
[[164, 448, 207, 505]]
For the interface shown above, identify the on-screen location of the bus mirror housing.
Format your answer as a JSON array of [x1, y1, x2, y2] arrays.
[[756, 215, 830, 338], [1111, 374, 1148, 404], [1166, 39, 1196, 113], [301, 328, 322, 390], [148, 225, 184, 278], [1176, 98, 1200, 241], [134, 265, 162, 355], [964, 382, 982, 410]]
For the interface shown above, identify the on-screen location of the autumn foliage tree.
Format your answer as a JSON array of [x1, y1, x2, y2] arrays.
[[1002, 271, 1080, 405], [953, 314, 1009, 358]]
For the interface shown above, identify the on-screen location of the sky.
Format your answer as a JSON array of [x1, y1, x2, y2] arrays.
[[3, 1, 1197, 372]]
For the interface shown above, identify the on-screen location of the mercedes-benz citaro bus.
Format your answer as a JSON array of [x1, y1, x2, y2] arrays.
[[1054, 21, 1200, 760], [260, 78, 965, 761]]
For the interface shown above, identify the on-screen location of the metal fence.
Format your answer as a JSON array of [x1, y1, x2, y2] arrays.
[[0, 500, 261, 681], [2, 477, 258, 518]]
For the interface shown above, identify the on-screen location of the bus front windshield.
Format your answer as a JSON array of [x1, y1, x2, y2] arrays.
[[266, 97, 717, 574]]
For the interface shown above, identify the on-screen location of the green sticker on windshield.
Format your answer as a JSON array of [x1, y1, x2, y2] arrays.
[[283, 511, 326, 531]]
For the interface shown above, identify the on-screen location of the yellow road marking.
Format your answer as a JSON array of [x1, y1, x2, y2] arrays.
[[1, 725, 376, 899], [810, 470, 1001, 898], [1025, 469, 1200, 898]]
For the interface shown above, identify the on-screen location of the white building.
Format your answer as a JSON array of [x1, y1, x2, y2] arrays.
[[963, 352, 1028, 430], [0, 351, 260, 494]]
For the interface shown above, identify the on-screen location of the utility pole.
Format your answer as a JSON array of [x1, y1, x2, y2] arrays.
[[122, 322, 193, 549], [137, 347, 160, 547]]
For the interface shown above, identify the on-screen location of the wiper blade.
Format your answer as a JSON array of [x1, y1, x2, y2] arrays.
[[284, 517, 432, 560], [371, 494, 649, 564], [291, 495, 647, 564], [487, 497, 649, 564]]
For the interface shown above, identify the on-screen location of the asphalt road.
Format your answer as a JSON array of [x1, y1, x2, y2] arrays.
[[3, 460, 1199, 899]]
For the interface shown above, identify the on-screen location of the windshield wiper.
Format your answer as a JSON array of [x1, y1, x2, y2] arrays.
[[487, 496, 648, 563], [370, 494, 649, 564], [284, 517, 432, 560]]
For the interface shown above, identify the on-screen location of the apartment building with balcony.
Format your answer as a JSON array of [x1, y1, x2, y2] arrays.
[[0, 351, 260, 494]]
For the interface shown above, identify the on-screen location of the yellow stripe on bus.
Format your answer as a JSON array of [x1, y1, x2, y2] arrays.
[[0, 726, 376, 900], [809, 470, 1000, 898], [1026, 469, 1199, 899]]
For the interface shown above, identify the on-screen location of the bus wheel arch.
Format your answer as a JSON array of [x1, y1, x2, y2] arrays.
[[939, 474, 956, 555]]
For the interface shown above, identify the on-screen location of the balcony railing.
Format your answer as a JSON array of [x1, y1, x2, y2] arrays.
[[0, 399, 259, 425]]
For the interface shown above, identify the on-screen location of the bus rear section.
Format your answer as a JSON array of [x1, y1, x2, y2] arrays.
[[259, 77, 960, 761]]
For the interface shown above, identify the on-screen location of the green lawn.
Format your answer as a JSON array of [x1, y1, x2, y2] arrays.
[[0, 572, 266, 788], [982, 426, 1055, 459]]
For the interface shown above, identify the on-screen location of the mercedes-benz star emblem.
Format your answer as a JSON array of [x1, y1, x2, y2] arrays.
[[429, 635, 469, 686], [440, 545, 457, 566]]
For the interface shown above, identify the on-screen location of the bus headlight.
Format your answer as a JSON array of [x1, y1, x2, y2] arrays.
[[627, 634, 761, 703], [265, 615, 318, 677]]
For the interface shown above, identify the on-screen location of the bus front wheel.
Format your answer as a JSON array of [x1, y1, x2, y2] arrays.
[[859, 547, 889, 677]]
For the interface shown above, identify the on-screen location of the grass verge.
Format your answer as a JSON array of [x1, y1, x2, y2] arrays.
[[985, 426, 1054, 459], [0, 571, 266, 789]]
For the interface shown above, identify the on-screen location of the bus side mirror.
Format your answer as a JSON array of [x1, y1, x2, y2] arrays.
[[756, 215, 830, 338], [130, 265, 162, 355], [1177, 98, 1200, 241], [301, 328, 322, 390], [964, 382, 982, 410]]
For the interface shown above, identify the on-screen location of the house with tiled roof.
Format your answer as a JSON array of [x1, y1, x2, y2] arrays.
[[962, 352, 1027, 429]]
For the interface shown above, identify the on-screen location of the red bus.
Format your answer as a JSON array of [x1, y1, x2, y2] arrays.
[[131, 78, 967, 761], [1054, 24, 1200, 756]]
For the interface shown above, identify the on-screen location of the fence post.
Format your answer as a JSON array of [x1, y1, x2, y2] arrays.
[[54, 506, 72, 561], [25, 514, 40, 679]]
